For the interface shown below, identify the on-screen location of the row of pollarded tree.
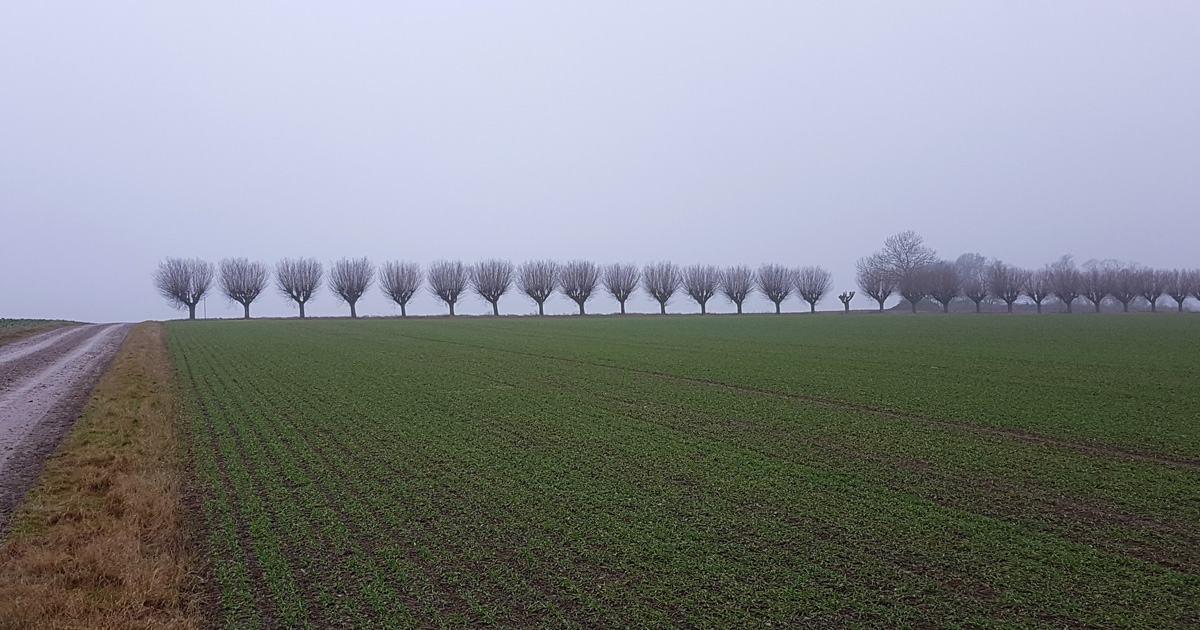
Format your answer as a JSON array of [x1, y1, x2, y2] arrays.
[[153, 257, 836, 319], [854, 231, 1200, 314]]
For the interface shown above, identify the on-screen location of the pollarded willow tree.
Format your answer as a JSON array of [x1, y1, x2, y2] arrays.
[[1027, 269, 1051, 314], [794, 266, 833, 313], [756, 264, 794, 314], [559, 260, 601, 315], [277, 257, 323, 319], [642, 261, 681, 315], [956, 253, 989, 313], [987, 261, 1028, 313], [379, 261, 422, 317], [219, 258, 269, 319], [681, 264, 720, 314], [1046, 255, 1081, 313], [925, 262, 961, 313], [602, 263, 639, 314], [1137, 268, 1167, 313], [1080, 259, 1115, 313], [720, 265, 754, 314], [470, 259, 514, 316], [154, 257, 214, 320], [329, 257, 375, 318], [428, 259, 469, 316], [855, 259, 895, 312], [517, 260, 558, 316], [1166, 269, 1193, 313]]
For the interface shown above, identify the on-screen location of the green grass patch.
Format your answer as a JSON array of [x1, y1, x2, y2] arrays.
[[169, 315, 1200, 628]]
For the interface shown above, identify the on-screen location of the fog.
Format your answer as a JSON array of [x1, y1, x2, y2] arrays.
[[3, 2, 1198, 321]]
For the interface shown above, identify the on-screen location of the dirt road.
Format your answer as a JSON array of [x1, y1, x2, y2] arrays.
[[0, 324, 131, 535]]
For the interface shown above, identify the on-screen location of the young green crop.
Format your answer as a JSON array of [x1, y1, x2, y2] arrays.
[[169, 315, 1200, 628]]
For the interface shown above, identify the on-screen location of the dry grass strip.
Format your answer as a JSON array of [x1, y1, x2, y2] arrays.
[[0, 322, 73, 347], [0, 322, 205, 630]]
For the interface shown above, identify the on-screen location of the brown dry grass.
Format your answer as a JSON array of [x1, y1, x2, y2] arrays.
[[0, 322, 73, 347], [0, 322, 206, 630]]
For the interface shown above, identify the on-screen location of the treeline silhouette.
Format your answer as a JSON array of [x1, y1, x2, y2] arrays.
[[154, 233, 1199, 319]]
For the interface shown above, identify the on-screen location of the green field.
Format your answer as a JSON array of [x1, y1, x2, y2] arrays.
[[168, 315, 1200, 628]]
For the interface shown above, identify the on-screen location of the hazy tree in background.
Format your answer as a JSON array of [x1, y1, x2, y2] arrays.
[[602, 263, 639, 314], [1108, 265, 1140, 313], [219, 258, 269, 319], [897, 269, 929, 313], [681, 264, 720, 314], [276, 257, 322, 319], [925, 263, 961, 313], [1189, 270, 1200, 308], [855, 259, 895, 312], [642, 262, 681, 314], [756, 264, 794, 314], [559, 260, 601, 315], [956, 253, 989, 313], [329, 257, 374, 318], [1080, 259, 1115, 313], [1166, 269, 1193, 313], [1027, 269, 1051, 314], [838, 291, 855, 313], [470, 259, 514, 316], [794, 266, 833, 313], [1136, 268, 1167, 313], [379, 261, 422, 317], [720, 265, 754, 314], [154, 257, 214, 320], [1046, 255, 1082, 313], [428, 260, 469, 316], [987, 262, 1027, 313], [517, 260, 558, 316]]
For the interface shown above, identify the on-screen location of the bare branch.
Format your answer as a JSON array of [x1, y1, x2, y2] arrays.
[[1045, 255, 1081, 313], [517, 260, 558, 316], [219, 258, 269, 319], [955, 253, 989, 313], [1166, 269, 1193, 313], [329, 257, 375, 318], [838, 291, 855, 313], [642, 262, 681, 314], [987, 261, 1028, 313], [154, 257, 214, 320], [794, 266, 833, 313], [428, 260, 469, 316], [276, 257, 323, 319], [1081, 259, 1117, 312], [559, 260, 601, 315], [719, 265, 754, 314], [925, 262, 961, 313], [855, 257, 895, 312], [379, 261, 422, 317], [1108, 265, 1141, 313], [1137, 268, 1167, 313], [1027, 269, 1051, 313], [602, 263, 639, 314], [681, 264, 720, 314], [756, 264, 794, 314], [470, 259, 515, 316]]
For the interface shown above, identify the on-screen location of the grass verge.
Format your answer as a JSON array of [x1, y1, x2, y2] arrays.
[[0, 322, 205, 630], [0, 321, 74, 347]]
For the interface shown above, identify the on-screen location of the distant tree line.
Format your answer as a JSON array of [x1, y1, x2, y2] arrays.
[[153, 237, 1199, 320]]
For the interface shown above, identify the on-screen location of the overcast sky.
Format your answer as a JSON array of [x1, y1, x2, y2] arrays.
[[3, 2, 1198, 321]]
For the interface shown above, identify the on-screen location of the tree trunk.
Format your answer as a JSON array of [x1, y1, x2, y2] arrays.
[[577, 301, 585, 315], [492, 301, 500, 316], [843, 302, 850, 313], [774, 302, 781, 314], [1035, 301, 1042, 314], [449, 302, 455, 316], [659, 302, 667, 315], [700, 302, 706, 314], [243, 302, 251, 319], [537, 301, 544, 316], [878, 300, 884, 312], [910, 300, 917, 314], [299, 301, 306, 319], [736, 302, 743, 314], [1065, 301, 1073, 314], [1179, 301, 1185, 313], [187, 303, 197, 320], [809, 302, 816, 313], [974, 301, 981, 313], [1094, 301, 1101, 313], [942, 302, 949, 313], [1006, 301, 1013, 313], [1150, 299, 1156, 313], [619, 301, 626, 314], [400, 303, 407, 317], [350, 302, 358, 318]]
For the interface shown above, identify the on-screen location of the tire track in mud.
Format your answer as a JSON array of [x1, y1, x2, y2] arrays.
[[0, 323, 130, 537]]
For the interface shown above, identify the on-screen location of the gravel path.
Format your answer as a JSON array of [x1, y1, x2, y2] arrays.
[[0, 323, 131, 535]]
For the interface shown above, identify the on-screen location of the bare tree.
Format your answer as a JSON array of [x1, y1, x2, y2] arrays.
[[428, 259, 469, 316], [1166, 269, 1193, 313], [154, 257, 214, 320], [1136, 268, 1167, 313], [1046, 255, 1082, 313], [379, 261, 422, 317], [559, 260, 601, 315], [877, 231, 939, 279], [602, 263, 639, 314], [219, 258, 269, 319], [642, 262, 681, 314], [329, 257, 374, 318], [1107, 265, 1141, 313], [517, 260, 558, 316], [276, 257, 323, 319], [897, 266, 929, 313], [1190, 270, 1200, 308], [925, 262, 961, 313], [1080, 259, 1116, 313], [794, 266, 833, 313], [681, 264, 720, 314], [855, 258, 895, 312], [987, 262, 1028, 313], [838, 291, 855, 313], [720, 265, 754, 314], [1027, 269, 1051, 314], [756, 264, 794, 314], [470, 259, 514, 316], [956, 253, 989, 313]]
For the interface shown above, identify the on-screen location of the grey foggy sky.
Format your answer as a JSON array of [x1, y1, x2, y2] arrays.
[[3, 2, 1198, 321]]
